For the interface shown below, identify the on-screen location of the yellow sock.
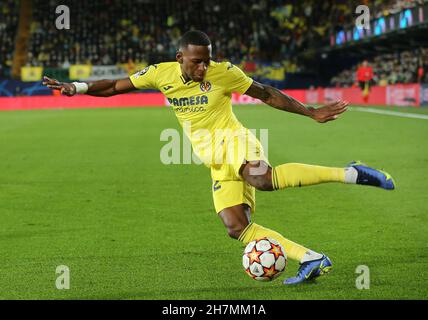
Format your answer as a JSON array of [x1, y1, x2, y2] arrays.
[[238, 222, 309, 262], [272, 163, 345, 189]]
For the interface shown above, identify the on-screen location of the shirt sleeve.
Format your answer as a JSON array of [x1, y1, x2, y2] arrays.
[[223, 62, 253, 94], [129, 65, 158, 90]]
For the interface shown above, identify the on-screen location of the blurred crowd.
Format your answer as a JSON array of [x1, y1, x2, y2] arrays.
[[329, 0, 424, 32], [25, 0, 319, 69], [0, 0, 19, 78], [371, 0, 424, 17], [331, 48, 428, 87], [26, 0, 414, 69]]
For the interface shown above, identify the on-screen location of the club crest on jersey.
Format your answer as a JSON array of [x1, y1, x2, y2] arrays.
[[200, 81, 211, 92]]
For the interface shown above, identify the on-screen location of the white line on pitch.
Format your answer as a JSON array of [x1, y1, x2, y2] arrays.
[[350, 107, 428, 120]]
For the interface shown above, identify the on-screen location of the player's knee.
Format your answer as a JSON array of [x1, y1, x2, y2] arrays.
[[242, 162, 273, 191], [245, 174, 273, 191], [255, 177, 273, 191]]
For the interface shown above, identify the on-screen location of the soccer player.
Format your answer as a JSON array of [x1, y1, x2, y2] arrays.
[[43, 30, 395, 285]]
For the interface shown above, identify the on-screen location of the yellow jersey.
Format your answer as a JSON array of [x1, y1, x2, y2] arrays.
[[130, 61, 254, 166]]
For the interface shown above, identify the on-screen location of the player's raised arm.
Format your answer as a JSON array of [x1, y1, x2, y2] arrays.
[[42, 76, 136, 97], [244, 81, 349, 123]]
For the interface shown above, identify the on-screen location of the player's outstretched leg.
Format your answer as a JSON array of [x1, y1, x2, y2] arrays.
[[241, 161, 395, 191], [271, 162, 395, 190], [219, 204, 332, 285]]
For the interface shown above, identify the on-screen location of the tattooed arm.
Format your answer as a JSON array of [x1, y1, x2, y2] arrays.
[[245, 81, 348, 123]]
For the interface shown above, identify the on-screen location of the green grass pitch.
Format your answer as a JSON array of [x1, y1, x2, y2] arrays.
[[0, 104, 427, 300]]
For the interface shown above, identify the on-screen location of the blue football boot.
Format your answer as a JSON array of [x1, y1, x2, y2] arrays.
[[283, 254, 332, 285], [348, 161, 395, 190]]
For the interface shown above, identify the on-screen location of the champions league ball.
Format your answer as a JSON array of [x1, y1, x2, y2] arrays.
[[242, 237, 287, 281]]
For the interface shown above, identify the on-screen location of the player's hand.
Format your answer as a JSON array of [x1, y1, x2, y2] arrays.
[[308, 100, 349, 123], [42, 76, 76, 96]]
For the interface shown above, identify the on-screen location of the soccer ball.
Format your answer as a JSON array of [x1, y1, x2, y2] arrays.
[[242, 237, 287, 281]]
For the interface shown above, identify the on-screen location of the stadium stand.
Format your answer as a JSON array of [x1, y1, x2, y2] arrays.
[[0, 0, 20, 78], [24, 0, 413, 66], [331, 47, 428, 87]]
